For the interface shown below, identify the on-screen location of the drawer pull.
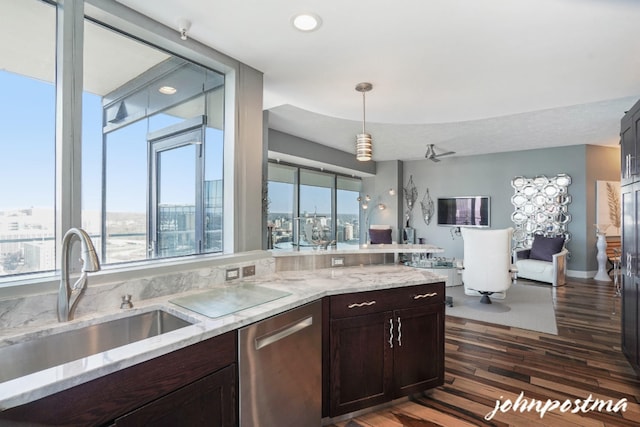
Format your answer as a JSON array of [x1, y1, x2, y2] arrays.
[[413, 292, 438, 299], [348, 301, 376, 309]]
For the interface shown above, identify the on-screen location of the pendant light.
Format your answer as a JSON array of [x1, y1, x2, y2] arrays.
[[355, 82, 373, 161]]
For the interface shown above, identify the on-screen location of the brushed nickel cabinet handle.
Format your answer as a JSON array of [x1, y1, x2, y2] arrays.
[[413, 292, 438, 299], [389, 318, 394, 349], [397, 316, 402, 347], [347, 300, 376, 309]]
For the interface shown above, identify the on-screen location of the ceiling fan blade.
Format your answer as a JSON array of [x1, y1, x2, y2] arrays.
[[430, 157, 441, 162], [434, 151, 455, 157]]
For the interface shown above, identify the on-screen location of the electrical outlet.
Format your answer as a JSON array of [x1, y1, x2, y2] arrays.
[[331, 257, 344, 267], [225, 268, 240, 281], [242, 265, 255, 277]]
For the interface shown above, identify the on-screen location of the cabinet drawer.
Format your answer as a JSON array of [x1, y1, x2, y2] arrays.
[[330, 282, 444, 319]]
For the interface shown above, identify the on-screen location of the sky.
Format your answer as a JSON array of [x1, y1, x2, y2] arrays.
[[0, 71, 55, 210], [1, 69, 224, 214]]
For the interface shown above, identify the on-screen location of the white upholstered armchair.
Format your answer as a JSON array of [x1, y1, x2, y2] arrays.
[[514, 235, 567, 287], [461, 227, 515, 304]]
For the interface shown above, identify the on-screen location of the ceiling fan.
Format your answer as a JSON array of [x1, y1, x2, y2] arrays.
[[425, 144, 455, 162]]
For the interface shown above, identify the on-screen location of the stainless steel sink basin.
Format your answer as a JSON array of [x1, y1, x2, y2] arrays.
[[0, 309, 194, 383]]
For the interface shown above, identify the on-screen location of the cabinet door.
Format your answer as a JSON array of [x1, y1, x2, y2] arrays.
[[623, 277, 639, 369], [329, 311, 393, 416], [392, 304, 444, 397], [622, 183, 640, 372], [114, 364, 236, 427], [621, 115, 635, 185]]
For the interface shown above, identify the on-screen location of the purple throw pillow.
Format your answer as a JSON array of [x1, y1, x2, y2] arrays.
[[529, 235, 565, 262], [369, 228, 392, 244]]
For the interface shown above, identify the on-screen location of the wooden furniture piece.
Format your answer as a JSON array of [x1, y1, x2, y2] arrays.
[[621, 99, 640, 376], [0, 331, 237, 426], [606, 236, 621, 275], [322, 282, 445, 417]]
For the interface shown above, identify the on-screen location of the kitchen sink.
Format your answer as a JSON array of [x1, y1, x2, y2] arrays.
[[0, 309, 195, 383]]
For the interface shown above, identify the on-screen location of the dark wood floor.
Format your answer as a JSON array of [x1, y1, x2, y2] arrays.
[[326, 277, 640, 426]]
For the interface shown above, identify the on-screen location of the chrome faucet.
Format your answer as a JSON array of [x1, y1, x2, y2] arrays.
[[57, 228, 101, 322]]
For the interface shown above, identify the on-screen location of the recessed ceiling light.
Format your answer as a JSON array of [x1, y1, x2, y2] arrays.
[[158, 86, 177, 95], [292, 13, 322, 32]]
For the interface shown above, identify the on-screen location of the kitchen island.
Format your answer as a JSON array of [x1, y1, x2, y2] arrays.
[[0, 264, 445, 425]]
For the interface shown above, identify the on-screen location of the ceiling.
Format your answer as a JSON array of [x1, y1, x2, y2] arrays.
[[116, 0, 640, 162]]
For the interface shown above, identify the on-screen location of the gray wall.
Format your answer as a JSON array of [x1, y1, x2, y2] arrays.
[[233, 64, 264, 252], [398, 144, 619, 275], [267, 128, 376, 176], [361, 161, 404, 242]]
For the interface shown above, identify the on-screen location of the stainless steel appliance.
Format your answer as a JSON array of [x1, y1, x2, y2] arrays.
[[239, 300, 321, 427]]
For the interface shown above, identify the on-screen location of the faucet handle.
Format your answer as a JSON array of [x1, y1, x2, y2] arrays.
[[120, 294, 133, 309]]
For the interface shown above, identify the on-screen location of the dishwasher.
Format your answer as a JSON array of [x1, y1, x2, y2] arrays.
[[239, 300, 322, 427]]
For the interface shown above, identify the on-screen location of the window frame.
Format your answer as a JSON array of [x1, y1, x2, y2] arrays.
[[0, 0, 244, 289], [267, 160, 363, 250]]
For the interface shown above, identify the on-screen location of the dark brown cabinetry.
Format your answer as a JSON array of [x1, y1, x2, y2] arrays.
[[621, 181, 640, 374], [621, 99, 640, 376], [113, 365, 235, 426], [1, 331, 237, 427], [323, 282, 445, 417]]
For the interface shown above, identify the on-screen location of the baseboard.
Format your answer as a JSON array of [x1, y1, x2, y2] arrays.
[[567, 269, 599, 279]]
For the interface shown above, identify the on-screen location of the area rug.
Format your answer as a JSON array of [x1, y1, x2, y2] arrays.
[[445, 281, 558, 335]]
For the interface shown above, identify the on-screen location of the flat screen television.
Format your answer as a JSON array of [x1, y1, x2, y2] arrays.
[[437, 196, 490, 227]]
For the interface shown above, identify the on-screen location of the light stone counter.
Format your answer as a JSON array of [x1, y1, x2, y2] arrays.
[[0, 264, 445, 410], [270, 243, 444, 256]]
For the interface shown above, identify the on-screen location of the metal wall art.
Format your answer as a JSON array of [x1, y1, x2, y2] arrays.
[[511, 174, 572, 249], [421, 188, 434, 225], [403, 175, 418, 227]]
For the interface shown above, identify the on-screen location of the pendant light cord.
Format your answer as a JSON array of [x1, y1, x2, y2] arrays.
[[362, 91, 366, 134]]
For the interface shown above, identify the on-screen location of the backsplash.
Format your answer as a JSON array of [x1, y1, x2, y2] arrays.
[[0, 255, 275, 331], [274, 252, 394, 271]]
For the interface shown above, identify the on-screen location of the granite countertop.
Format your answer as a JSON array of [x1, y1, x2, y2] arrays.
[[0, 265, 445, 410], [270, 243, 445, 256]]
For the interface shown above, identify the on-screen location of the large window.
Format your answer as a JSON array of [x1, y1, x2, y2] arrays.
[[267, 163, 296, 249], [267, 162, 362, 250], [336, 177, 361, 247], [0, 1, 227, 279], [86, 20, 225, 264], [299, 170, 334, 246], [0, 0, 56, 277]]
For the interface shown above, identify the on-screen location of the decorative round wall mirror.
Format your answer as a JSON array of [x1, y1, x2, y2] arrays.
[[510, 174, 572, 250], [533, 176, 548, 187], [511, 176, 527, 188]]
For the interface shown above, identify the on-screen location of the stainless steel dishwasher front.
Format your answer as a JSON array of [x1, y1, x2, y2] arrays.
[[239, 300, 322, 426]]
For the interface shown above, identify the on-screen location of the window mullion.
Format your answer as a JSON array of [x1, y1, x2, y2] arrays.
[[55, 0, 84, 271]]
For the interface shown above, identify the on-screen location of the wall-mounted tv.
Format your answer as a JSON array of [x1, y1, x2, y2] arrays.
[[437, 196, 490, 227]]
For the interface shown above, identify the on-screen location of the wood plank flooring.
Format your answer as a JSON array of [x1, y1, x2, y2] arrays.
[[326, 278, 640, 427]]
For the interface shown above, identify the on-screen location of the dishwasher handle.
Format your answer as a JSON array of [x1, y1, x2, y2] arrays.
[[255, 315, 314, 350]]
